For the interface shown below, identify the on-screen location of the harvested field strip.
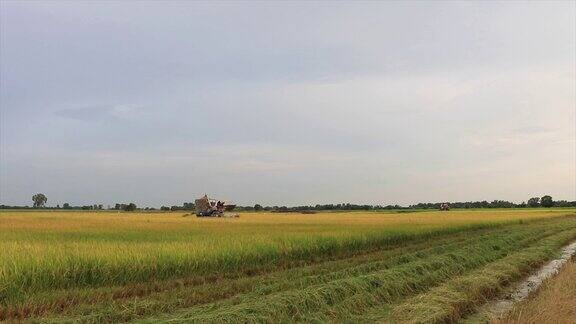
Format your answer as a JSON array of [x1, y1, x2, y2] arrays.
[[279, 230, 566, 323], [143, 222, 572, 323], [390, 229, 576, 323], [303, 231, 574, 322]]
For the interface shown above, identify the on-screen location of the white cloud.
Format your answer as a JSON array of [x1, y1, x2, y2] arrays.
[[1, 1, 574, 206]]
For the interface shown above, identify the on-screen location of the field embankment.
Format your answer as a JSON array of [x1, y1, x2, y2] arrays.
[[492, 260, 576, 324], [0, 209, 574, 322]]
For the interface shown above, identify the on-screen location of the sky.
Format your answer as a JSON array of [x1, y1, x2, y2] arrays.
[[0, 1, 575, 207]]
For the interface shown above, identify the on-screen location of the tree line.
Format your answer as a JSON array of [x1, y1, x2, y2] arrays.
[[2, 193, 573, 211], [237, 195, 574, 211]]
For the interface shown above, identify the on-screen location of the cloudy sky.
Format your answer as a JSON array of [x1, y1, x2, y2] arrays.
[[1, 1, 574, 207]]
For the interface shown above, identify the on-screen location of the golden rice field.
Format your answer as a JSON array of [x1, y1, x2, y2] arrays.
[[1, 208, 575, 322]]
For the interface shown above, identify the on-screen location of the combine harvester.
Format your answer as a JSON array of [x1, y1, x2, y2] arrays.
[[195, 194, 238, 217]]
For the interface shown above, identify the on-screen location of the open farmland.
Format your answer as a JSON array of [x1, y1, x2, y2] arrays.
[[1, 209, 575, 322]]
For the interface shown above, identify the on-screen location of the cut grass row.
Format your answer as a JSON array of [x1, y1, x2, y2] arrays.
[[389, 228, 576, 323], [7, 215, 572, 323], [144, 218, 576, 323]]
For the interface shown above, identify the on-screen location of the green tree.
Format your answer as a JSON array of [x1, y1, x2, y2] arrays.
[[183, 202, 195, 210], [540, 195, 553, 208], [254, 204, 263, 211], [527, 197, 540, 207], [32, 193, 47, 208], [123, 203, 137, 211]]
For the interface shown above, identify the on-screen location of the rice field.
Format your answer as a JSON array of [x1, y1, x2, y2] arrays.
[[1, 209, 575, 322]]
